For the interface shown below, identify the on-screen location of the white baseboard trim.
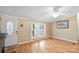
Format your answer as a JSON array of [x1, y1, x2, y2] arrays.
[[18, 38, 45, 45], [52, 37, 78, 43], [5, 44, 17, 48], [18, 42, 27, 45], [18, 36, 53, 45], [45, 36, 52, 38]]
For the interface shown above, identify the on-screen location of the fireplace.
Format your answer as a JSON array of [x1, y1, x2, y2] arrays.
[[0, 38, 5, 53], [0, 33, 7, 53]]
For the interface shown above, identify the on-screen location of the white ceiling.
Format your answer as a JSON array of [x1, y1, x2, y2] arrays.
[[0, 6, 79, 22]]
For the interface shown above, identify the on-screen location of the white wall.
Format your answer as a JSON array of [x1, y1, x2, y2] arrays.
[[52, 16, 78, 42], [77, 14, 79, 40], [0, 15, 17, 47]]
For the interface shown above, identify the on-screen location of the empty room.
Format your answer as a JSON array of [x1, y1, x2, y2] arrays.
[[0, 6, 79, 53]]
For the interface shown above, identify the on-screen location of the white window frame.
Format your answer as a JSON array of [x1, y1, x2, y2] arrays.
[[31, 22, 46, 39]]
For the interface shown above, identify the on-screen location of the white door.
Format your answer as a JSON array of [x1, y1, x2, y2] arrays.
[[17, 19, 27, 44], [1, 15, 17, 47]]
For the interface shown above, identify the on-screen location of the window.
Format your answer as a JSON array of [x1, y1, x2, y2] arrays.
[[31, 22, 46, 39]]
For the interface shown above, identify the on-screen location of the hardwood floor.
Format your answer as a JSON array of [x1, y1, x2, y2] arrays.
[[5, 38, 79, 53]]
